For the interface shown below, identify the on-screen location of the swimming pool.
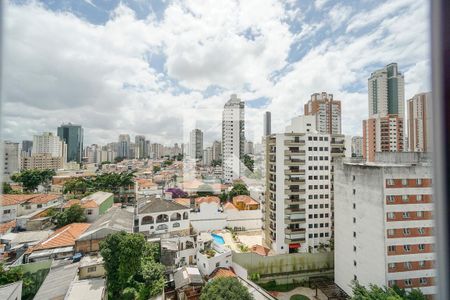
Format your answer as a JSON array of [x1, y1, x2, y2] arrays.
[[211, 233, 225, 245]]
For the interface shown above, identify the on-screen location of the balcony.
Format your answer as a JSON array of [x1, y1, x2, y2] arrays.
[[285, 236, 306, 244], [285, 140, 306, 146], [285, 207, 306, 214], [285, 216, 306, 224], [284, 149, 305, 156], [285, 198, 306, 205], [285, 227, 306, 234], [285, 169, 305, 175], [284, 158, 306, 166], [285, 178, 305, 185], [285, 188, 306, 195]]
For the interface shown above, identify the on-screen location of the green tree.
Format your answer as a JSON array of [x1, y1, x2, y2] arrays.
[[153, 166, 161, 173], [55, 204, 87, 227], [243, 154, 254, 172], [100, 232, 165, 299], [63, 178, 89, 195], [0, 264, 23, 285], [229, 183, 250, 199], [351, 282, 425, 300], [11, 169, 56, 192], [200, 277, 254, 300], [2, 182, 13, 194], [219, 192, 229, 203]]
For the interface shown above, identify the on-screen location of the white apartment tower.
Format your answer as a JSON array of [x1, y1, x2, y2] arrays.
[[32, 132, 67, 162], [335, 153, 435, 297], [264, 115, 332, 254], [407, 92, 432, 152], [3, 141, 20, 182], [222, 94, 245, 183], [304, 92, 342, 135], [189, 129, 204, 160]]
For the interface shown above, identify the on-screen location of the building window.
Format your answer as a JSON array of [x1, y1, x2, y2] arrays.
[[387, 229, 395, 236], [402, 195, 409, 202], [417, 211, 424, 218], [402, 212, 410, 219], [402, 179, 408, 186], [420, 277, 428, 285], [173, 222, 180, 228], [353, 203, 356, 209], [353, 232, 356, 238], [388, 245, 396, 252], [353, 246, 357, 252], [388, 263, 396, 269], [87, 267, 97, 273], [403, 228, 411, 236], [353, 189, 356, 195], [418, 227, 425, 235], [353, 217, 356, 224], [403, 245, 411, 252], [353, 260, 357, 266], [388, 280, 396, 287], [416, 195, 423, 202], [3, 209, 11, 214], [215, 262, 220, 268], [418, 244, 425, 251], [416, 179, 423, 186], [404, 279, 412, 286], [387, 196, 395, 203], [387, 179, 394, 186], [387, 212, 395, 219], [404, 262, 412, 269], [87, 209, 93, 215], [37, 204, 43, 208], [419, 261, 426, 268], [25, 205, 31, 210]]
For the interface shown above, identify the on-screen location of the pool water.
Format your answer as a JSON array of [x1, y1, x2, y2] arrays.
[[211, 233, 225, 245]]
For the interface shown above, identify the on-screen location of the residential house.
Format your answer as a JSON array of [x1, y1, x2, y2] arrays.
[[64, 277, 107, 300], [26, 223, 90, 262], [197, 239, 232, 277], [1, 194, 62, 223], [79, 192, 114, 222], [78, 255, 105, 279], [75, 206, 133, 253], [17, 194, 63, 216], [173, 266, 204, 300], [232, 195, 260, 210], [34, 260, 80, 300]]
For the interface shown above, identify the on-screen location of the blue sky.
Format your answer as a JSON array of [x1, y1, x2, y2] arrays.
[[3, 0, 430, 145]]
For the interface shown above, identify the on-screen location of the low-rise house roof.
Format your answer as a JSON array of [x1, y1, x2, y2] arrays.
[[30, 223, 90, 252], [209, 267, 236, 280], [2, 231, 53, 249], [173, 198, 190, 207], [65, 278, 106, 300], [250, 245, 270, 256], [174, 266, 203, 290], [223, 202, 238, 210], [0, 220, 16, 235], [233, 195, 259, 206], [34, 260, 79, 300], [138, 196, 189, 214], [195, 196, 220, 205], [81, 191, 114, 207], [77, 207, 133, 241], [0, 194, 61, 207]]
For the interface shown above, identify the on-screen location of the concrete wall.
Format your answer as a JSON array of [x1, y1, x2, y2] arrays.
[[79, 264, 105, 279], [98, 194, 114, 215], [225, 209, 261, 230]]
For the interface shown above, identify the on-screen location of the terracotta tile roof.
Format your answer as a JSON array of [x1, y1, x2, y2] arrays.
[[81, 200, 98, 209], [0, 194, 61, 206], [209, 268, 236, 279], [174, 198, 191, 207], [0, 220, 16, 235], [27, 194, 61, 204], [233, 195, 259, 206], [195, 196, 220, 205], [64, 199, 81, 208], [223, 202, 238, 210], [31, 223, 90, 251], [250, 245, 270, 256], [0, 194, 36, 206]]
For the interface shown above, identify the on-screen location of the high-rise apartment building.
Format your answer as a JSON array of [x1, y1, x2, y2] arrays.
[[21, 140, 33, 157], [263, 111, 271, 136], [222, 94, 245, 183], [212, 140, 221, 161], [363, 64, 405, 161], [203, 147, 213, 166], [57, 123, 83, 163], [32, 132, 67, 162], [189, 129, 203, 159], [135, 135, 147, 159], [368, 63, 405, 119], [118, 134, 131, 158], [335, 152, 435, 298], [363, 116, 404, 162], [21, 153, 65, 171], [351, 136, 363, 157], [407, 92, 432, 152], [263, 115, 332, 254], [304, 92, 342, 134], [3, 141, 19, 182], [151, 143, 164, 159], [244, 140, 254, 155]]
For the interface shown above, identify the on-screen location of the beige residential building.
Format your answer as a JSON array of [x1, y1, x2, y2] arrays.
[[21, 153, 65, 171], [407, 92, 431, 152], [304, 92, 342, 135]]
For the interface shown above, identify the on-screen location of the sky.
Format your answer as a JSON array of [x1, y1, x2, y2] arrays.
[[2, 0, 431, 146]]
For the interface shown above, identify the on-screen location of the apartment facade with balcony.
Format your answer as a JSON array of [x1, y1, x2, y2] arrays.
[[263, 116, 332, 254], [334, 152, 435, 297]]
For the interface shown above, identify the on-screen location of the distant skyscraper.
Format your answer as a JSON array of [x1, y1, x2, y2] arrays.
[[3, 141, 19, 182], [351, 136, 363, 157], [407, 92, 431, 152], [32, 132, 67, 161], [57, 123, 83, 163], [135, 135, 146, 159], [118, 134, 131, 158], [368, 63, 405, 119], [189, 129, 204, 159], [304, 92, 342, 134], [263, 111, 271, 136], [363, 63, 405, 161], [212, 140, 221, 161], [244, 140, 254, 155], [222, 94, 245, 183], [21, 140, 33, 157]]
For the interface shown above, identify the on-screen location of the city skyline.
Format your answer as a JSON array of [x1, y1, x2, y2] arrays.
[[2, 0, 430, 146]]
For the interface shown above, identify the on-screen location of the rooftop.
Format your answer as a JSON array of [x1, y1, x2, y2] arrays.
[[0, 220, 16, 235], [34, 260, 79, 300], [174, 266, 203, 290], [196, 196, 220, 205], [233, 195, 259, 206], [31, 223, 90, 252], [138, 196, 189, 214], [209, 267, 236, 280], [81, 191, 113, 206], [80, 255, 104, 268], [0, 281, 22, 299], [65, 278, 106, 300], [173, 198, 190, 207], [1, 194, 61, 207]]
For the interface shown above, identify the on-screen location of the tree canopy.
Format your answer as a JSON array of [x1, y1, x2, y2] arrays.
[[229, 182, 250, 199], [166, 188, 188, 198], [352, 282, 426, 300], [153, 166, 161, 174], [243, 154, 254, 172], [54, 204, 87, 227], [100, 232, 165, 300], [2, 182, 14, 194], [200, 277, 253, 300], [62, 171, 135, 196], [11, 169, 56, 192]]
